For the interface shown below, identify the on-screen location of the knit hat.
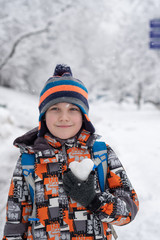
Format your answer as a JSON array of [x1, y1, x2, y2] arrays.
[[38, 64, 95, 136]]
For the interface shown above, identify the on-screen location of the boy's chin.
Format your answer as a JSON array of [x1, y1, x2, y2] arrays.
[[50, 130, 78, 140]]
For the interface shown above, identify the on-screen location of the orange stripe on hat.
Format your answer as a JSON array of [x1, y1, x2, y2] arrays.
[[84, 114, 90, 121], [39, 85, 88, 106], [38, 121, 41, 130]]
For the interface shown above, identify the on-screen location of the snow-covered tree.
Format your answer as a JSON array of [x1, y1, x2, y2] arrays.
[[0, 0, 160, 106]]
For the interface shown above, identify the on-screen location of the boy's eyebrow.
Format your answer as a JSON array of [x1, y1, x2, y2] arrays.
[[49, 105, 58, 109]]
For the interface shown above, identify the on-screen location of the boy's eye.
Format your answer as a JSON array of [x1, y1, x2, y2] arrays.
[[50, 107, 59, 111], [70, 107, 79, 111]]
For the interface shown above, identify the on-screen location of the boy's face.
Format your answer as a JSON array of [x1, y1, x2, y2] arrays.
[[45, 102, 83, 139]]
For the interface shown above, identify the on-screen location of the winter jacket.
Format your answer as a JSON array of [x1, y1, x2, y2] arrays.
[[3, 128, 139, 240]]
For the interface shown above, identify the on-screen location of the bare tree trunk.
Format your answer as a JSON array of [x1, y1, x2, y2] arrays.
[[135, 82, 143, 109]]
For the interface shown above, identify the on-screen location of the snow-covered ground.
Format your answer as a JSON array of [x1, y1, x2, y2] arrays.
[[0, 86, 160, 239]]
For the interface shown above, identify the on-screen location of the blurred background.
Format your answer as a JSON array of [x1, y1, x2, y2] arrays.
[[0, 0, 160, 239], [0, 0, 160, 106]]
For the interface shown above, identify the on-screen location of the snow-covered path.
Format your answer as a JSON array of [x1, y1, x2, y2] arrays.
[[91, 100, 160, 239], [0, 86, 160, 239]]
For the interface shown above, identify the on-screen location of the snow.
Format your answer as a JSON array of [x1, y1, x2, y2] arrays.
[[0, 86, 160, 239], [69, 158, 94, 181]]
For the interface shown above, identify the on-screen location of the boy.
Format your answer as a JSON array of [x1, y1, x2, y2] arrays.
[[3, 64, 139, 240]]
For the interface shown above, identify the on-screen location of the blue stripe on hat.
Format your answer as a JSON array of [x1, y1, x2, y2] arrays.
[[40, 80, 88, 97]]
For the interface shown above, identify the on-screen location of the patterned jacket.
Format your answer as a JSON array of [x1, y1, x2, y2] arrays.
[[3, 128, 139, 240]]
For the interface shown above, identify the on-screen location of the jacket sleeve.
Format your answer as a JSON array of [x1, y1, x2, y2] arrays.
[[88, 146, 139, 226], [2, 155, 32, 240]]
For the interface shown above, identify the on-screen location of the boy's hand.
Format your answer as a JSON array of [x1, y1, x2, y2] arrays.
[[63, 170, 96, 207]]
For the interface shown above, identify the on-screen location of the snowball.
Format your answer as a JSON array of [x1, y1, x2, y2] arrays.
[[69, 158, 94, 181]]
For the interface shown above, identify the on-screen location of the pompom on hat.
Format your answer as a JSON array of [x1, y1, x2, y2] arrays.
[[38, 64, 95, 136]]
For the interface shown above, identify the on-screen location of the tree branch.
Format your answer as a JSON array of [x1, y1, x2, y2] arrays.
[[0, 2, 73, 72], [0, 21, 52, 71]]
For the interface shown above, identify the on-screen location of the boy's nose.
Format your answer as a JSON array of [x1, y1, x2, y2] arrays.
[[59, 111, 69, 121]]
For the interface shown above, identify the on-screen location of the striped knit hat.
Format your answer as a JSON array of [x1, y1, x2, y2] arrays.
[[38, 64, 95, 136]]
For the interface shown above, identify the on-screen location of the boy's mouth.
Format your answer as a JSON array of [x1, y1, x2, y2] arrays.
[[57, 125, 72, 128]]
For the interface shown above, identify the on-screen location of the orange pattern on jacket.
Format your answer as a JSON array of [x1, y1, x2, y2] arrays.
[[8, 179, 14, 196], [44, 176, 59, 197], [63, 210, 74, 232], [35, 163, 47, 179], [67, 147, 90, 165], [27, 226, 34, 240], [101, 203, 114, 215], [22, 204, 32, 223], [46, 223, 60, 240], [108, 171, 122, 189], [37, 206, 48, 226], [72, 237, 94, 240], [102, 222, 112, 240]]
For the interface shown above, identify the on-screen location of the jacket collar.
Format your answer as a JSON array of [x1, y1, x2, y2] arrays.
[[14, 127, 99, 153], [44, 129, 92, 149]]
